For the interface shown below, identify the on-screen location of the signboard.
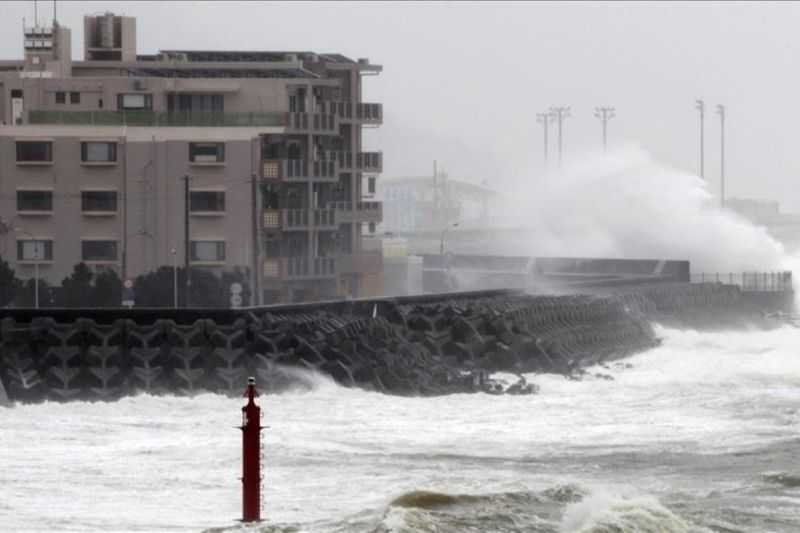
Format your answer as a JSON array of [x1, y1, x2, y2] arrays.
[[230, 282, 243, 308], [122, 285, 135, 308]]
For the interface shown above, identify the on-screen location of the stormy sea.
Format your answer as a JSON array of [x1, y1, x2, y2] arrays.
[[2, 324, 799, 532]]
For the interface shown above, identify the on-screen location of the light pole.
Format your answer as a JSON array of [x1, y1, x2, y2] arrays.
[[440, 222, 459, 256], [695, 99, 705, 179], [717, 104, 725, 208], [536, 112, 552, 165], [594, 106, 616, 152], [171, 246, 178, 309], [549, 106, 570, 167]]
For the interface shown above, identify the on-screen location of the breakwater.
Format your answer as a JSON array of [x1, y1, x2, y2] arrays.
[[0, 282, 781, 403]]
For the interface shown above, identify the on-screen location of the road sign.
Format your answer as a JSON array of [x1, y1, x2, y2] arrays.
[[231, 294, 243, 308], [230, 282, 243, 295], [124, 279, 133, 289]]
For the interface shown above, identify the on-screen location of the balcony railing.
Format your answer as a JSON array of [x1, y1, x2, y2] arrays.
[[262, 159, 338, 181], [320, 151, 382, 173], [263, 256, 337, 280], [356, 152, 383, 173], [28, 110, 286, 127], [262, 208, 337, 230], [286, 112, 338, 133], [319, 101, 383, 125], [327, 201, 382, 224], [356, 103, 382, 124]]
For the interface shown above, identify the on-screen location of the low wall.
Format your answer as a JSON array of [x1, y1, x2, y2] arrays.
[[0, 282, 780, 403]]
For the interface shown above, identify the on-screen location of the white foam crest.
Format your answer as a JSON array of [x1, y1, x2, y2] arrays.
[[496, 145, 787, 273], [560, 490, 709, 533]]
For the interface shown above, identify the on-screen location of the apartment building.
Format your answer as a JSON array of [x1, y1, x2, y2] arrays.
[[0, 12, 383, 304]]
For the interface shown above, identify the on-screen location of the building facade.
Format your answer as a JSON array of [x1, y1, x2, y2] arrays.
[[0, 12, 383, 304]]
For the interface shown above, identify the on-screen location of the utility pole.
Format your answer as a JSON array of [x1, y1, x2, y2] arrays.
[[594, 106, 616, 152], [182, 175, 191, 308], [549, 106, 570, 167], [536, 112, 551, 165], [250, 173, 260, 307], [696, 99, 705, 179], [717, 104, 725, 208]]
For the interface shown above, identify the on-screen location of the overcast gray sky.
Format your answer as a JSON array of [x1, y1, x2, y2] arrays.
[[3, 1, 800, 209]]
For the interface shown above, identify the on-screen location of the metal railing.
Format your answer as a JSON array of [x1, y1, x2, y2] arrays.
[[262, 256, 337, 279], [262, 159, 336, 180], [691, 271, 793, 292], [356, 152, 382, 172], [318, 101, 382, 124], [286, 112, 337, 133], [28, 110, 286, 127]]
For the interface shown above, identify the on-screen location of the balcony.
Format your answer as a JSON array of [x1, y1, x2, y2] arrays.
[[261, 159, 338, 181], [28, 110, 286, 127], [263, 256, 337, 280], [262, 208, 337, 231], [285, 112, 338, 134], [320, 151, 382, 173], [319, 101, 383, 125], [356, 152, 383, 173], [328, 201, 382, 224]]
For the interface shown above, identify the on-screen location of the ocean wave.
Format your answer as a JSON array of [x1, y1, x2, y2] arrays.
[[763, 472, 800, 488], [561, 492, 710, 533]]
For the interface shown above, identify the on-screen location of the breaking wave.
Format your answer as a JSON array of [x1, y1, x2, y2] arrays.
[[371, 486, 709, 533]]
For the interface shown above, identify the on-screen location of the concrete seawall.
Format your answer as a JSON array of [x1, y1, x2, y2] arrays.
[[0, 282, 783, 403]]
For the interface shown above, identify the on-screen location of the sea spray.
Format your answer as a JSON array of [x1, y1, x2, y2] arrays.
[[495, 146, 788, 273]]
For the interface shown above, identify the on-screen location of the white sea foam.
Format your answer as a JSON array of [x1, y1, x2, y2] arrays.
[[3, 326, 799, 531], [494, 146, 790, 273]]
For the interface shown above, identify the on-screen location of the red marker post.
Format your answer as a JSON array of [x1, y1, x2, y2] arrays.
[[240, 377, 262, 522]]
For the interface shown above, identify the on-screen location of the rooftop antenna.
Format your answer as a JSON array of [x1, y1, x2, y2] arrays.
[[53, 0, 57, 25], [34, 0, 38, 27]]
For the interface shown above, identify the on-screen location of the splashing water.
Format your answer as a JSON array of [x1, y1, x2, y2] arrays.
[[494, 146, 790, 273]]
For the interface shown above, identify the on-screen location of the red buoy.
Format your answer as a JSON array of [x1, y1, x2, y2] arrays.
[[241, 377, 262, 522]]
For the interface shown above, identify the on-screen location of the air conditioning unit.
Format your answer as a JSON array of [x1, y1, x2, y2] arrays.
[[132, 79, 145, 91], [285, 53, 298, 63]]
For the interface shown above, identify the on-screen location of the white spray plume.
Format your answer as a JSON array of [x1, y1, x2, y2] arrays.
[[494, 145, 787, 273]]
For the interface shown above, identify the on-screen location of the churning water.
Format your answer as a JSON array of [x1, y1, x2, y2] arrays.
[[2, 325, 799, 532]]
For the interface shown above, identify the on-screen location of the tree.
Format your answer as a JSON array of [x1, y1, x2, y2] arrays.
[[92, 269, 122, 307], [133, 266, 245, 308], [15, 278, 55, 308], [58, 263, 94, 307], [0, 256, 21, 308]]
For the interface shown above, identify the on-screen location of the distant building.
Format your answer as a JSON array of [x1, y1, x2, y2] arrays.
[[727, 197, 800, 252], [378, 174, 494, 234], [0, 12, 383, 304]]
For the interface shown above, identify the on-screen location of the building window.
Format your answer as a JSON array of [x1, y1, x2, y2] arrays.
[[191, 241, 226, 262], [189, 142, 225, 163], [55, 91, 65, 104], [81, 141, 117, 163], [367, 176, 376, 195], [17, 240, 53, 261], [190, 191, 225, 213], [81, 240, 118, 262], [117, 93, 153, 110], [369, 222, 376, 234], [167, 93, 224, 112], [17, 190, 53, 212], [81, 191, 118, 212], [16, 141, 53, 163], [70, 91, 80, 104]]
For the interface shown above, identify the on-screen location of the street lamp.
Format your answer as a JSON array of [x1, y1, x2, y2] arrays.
[[440, 222, 460, 256], [13, 227, 42, 309]]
